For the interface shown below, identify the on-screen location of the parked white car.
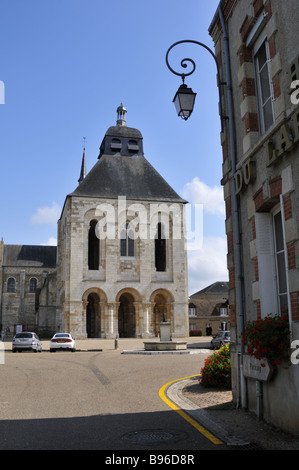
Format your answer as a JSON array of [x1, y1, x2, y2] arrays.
[[12, 332, 42, 353], [50, 333, 76, 352]]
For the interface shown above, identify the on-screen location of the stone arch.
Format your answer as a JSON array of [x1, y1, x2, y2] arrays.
[[150, 289, 174, 337], [82, 287, 107, 303], [116, 288, 142, 338], [115, 287, 142, 303], [82, 288, 107, 338], [117, 293, 136, 338]]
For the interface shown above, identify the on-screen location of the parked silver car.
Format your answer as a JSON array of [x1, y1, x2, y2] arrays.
[[12, 332, 42, 352], [210, 330, 230, 349]]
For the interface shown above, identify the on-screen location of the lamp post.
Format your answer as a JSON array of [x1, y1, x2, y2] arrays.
[[165, 31, 247, 410], [165, 39, 227, 130]]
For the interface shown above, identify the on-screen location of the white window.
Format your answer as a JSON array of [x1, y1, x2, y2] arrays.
[[255, 205, 289, 317], [220, 307, 228, 317], [188, 303, 196, 317], [254, 37, 274, 134], [273, 210, 288, 310]]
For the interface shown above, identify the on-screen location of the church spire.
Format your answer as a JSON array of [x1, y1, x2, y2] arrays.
[[78, 146, 86, 184], [116, 102, 127, 126]]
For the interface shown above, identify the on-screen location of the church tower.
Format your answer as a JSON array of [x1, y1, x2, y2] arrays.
[[56, 105, 188, 339]]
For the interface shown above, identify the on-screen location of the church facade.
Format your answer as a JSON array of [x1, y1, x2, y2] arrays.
[[0, 105, 189, 339]]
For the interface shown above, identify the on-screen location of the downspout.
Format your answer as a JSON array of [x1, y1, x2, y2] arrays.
[[217, 6, 247, 409]]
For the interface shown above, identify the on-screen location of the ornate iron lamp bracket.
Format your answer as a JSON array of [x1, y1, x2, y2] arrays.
[[165, 40, 228, 129]]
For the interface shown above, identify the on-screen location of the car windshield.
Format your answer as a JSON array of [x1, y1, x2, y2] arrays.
[[15, 333, 33, 338], [54, 334, 70, 338]]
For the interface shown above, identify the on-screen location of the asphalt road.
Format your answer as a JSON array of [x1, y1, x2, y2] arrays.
[[0, 344, 227, 453]]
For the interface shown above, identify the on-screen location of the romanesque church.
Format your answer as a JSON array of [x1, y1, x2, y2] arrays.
[[0, 105, 188, 339]]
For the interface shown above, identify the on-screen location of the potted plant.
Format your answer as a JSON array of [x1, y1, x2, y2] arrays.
[[241, 313, 290, 369]]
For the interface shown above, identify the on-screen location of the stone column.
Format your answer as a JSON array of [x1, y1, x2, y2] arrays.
[[141, 302, 152, 338], [105, 302, 119, 338], [133, 301, 142, 337]]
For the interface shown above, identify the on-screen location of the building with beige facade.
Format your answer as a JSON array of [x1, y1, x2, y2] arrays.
[[0, 105, 189, 340], [209, 0, 299, 434]]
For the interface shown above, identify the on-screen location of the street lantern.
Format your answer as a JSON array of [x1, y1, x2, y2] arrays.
[[165, 39, 227, 130], [172, 83, 196, 120]]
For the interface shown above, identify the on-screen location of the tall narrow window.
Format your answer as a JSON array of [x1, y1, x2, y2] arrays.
[[155, 222, 166, 272], [88, 220, 99, 270], [255, 209, 289, 317], [254, 39, 274, 133], [29, 277, 37, 293], [273, 211, 288, 310], [120, 223, 134, 257], [7, 277, 16, 293]]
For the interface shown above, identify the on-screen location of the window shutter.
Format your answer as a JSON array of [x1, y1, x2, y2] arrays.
[[255, 212, 278, 317]]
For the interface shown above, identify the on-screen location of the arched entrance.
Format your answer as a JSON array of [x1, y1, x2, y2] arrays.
[[151, 289, 174, 337], [118, 293, 136, 338], [86, 293, 101, 338], [153, 293, 167, 336]]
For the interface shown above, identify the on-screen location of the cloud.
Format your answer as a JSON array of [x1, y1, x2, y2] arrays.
[[181, 177, 225, 216], [42, 237, 57, 246], [187, 236, 228, 295], [31, 202, 61, 225]]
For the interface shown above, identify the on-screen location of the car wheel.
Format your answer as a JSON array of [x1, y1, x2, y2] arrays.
[[12, 349, 16, 353]]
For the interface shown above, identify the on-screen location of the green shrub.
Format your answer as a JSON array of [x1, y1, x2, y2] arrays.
[[200, 343, 231, 388]]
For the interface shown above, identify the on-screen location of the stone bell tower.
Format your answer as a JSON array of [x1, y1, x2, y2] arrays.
[[56, 105, 189, 339]]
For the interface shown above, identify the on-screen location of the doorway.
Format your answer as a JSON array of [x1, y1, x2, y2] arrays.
[[118, 293, 136, 337], [86, 293, 101, 338]]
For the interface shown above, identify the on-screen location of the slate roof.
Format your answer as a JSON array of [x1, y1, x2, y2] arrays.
[[190, 281, 229, 298], [2, 245, 57, 267], [69, 121, 186, 203], [70, 154, 185, 202]]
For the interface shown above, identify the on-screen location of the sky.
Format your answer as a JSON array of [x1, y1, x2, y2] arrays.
[[0, 0, 228, 295]]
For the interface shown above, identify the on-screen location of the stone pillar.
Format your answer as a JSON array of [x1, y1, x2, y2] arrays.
[[160, 322, 172, 341], [19, 270, 26, 325], [133, 301, 142, 337], [99, 301, 106, 337], [105, 302, 119, 338], [141, 302, 152, 338]]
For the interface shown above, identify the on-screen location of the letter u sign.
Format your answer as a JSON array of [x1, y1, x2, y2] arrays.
[[235, 159, 255, 194]]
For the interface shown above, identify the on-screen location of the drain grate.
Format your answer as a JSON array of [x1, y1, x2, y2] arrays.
[[123, 430, 177, 444]]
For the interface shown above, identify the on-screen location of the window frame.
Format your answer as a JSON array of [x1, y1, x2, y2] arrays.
[[155, 222, 167, 272], [253, 34, 274, 135], [255, 203, 290, 320], [29, 277, 38, 293], [88, 219, 100, 270], [272, 206, 289, 313], [120, 222, 135, 258], [7, 277, 16, 293]]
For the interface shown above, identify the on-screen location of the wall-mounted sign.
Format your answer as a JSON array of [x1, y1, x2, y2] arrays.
[[235, 158, 256, 194], [243, 354, 273, 382], [265, 108, 299, 167]]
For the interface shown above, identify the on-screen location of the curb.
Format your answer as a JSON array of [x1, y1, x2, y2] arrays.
[[164, 376, 250, 447]]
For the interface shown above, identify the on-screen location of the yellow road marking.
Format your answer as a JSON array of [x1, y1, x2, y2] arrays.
[[159, 375, 223, 445]]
